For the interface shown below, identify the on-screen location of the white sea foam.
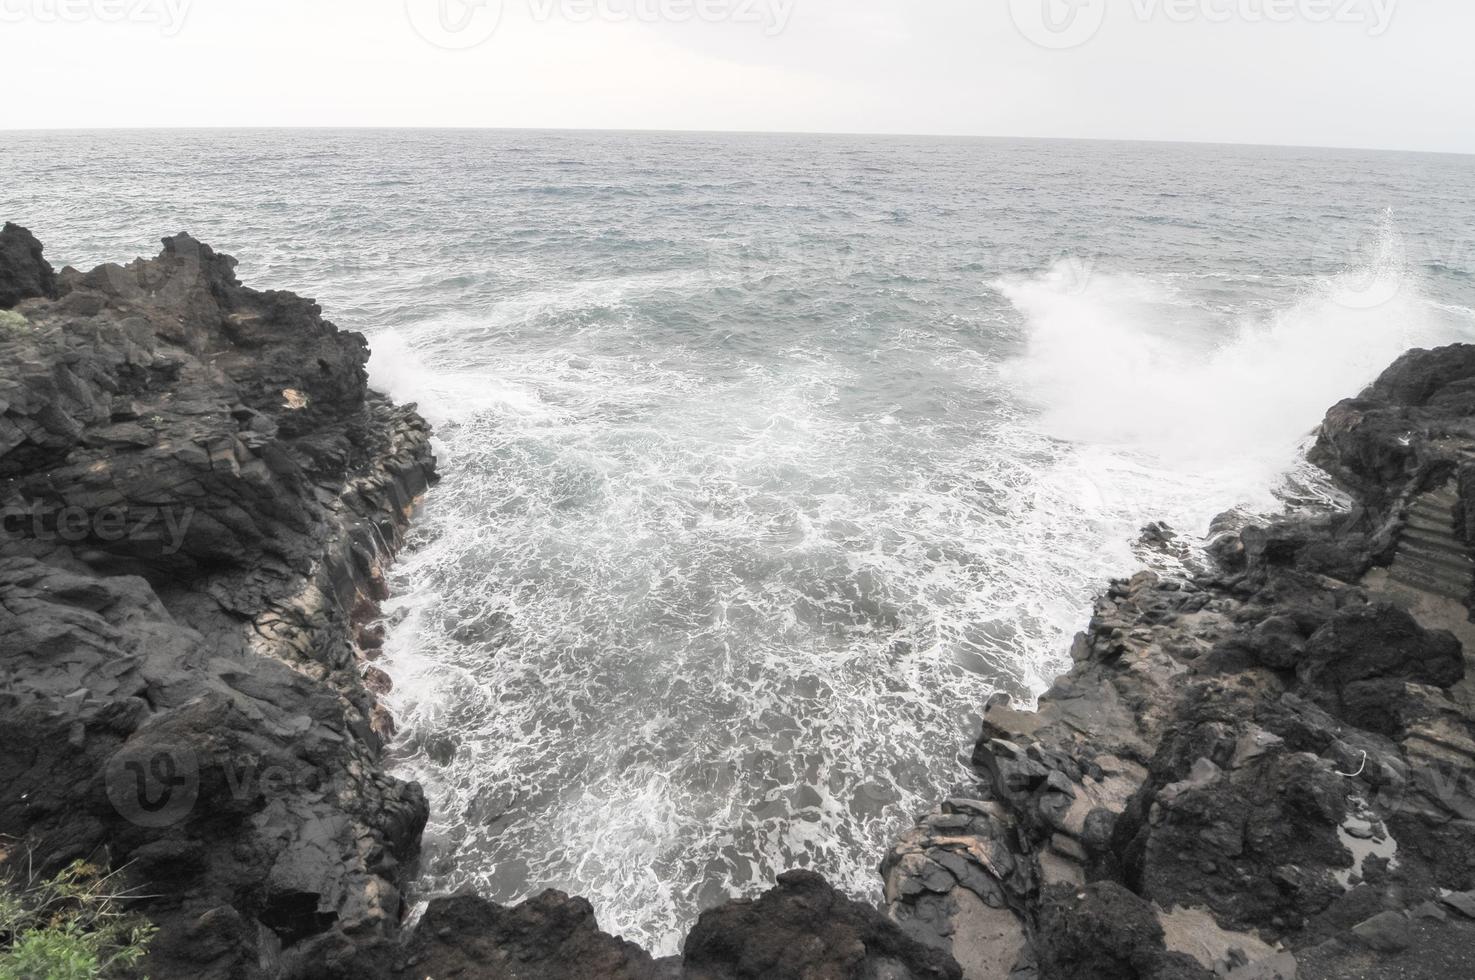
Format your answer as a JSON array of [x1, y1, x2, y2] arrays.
[[998, 216, 1464, 543], [379, 216, 1475, 955]]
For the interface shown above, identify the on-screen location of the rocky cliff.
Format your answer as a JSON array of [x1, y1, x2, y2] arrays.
[[0, 224, 437, 978], [5, 225, 1474, 980], [881, 346, 1475, 978]]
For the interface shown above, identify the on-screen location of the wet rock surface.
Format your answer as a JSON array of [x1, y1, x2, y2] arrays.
[[392, 871, 966, 980], [882, 344, 1475, 978], [0, 228, 437, 979], [683, 870, 963, 980], [394, 890, 674, 980]]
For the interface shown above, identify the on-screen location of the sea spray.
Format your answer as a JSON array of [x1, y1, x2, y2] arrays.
[[997, 215, 1444, 540], [377, 218, 1469, 954]]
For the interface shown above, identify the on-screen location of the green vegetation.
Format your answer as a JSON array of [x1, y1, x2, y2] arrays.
[[0, 860, 156, 980], [0, 310, 29, 334]]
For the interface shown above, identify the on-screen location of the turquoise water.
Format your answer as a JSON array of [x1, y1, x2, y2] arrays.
[[6, 130, 1475, 951]]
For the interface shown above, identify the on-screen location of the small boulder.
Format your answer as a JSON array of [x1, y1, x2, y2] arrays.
[[1302, 603, 1463, 692], [683, 870, 961, 980], [0, 222, 57, 307], [1351, 910, 1411, 952]]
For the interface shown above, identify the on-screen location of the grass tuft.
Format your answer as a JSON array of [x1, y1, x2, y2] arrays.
[[0, 857, 157, 980]]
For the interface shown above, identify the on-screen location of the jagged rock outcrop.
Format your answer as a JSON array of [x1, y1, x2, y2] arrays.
[[393, 871, 965, 980], [394, 871, 963, 980], [394, 890, 674, 980], [0, 227, 437, 979], [882, 345, 1475, 979], [683, 870, 962, 980], [0, 222, 56, 308]]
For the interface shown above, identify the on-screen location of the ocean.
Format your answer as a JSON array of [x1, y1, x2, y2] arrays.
[[5, 128, 1475, 952]]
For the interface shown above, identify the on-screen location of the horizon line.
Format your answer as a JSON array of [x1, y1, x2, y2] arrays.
[[2, 124, 1472, 159]]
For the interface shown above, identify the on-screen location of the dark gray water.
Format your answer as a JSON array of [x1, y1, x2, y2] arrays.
[[5, 130, 1475, 951]]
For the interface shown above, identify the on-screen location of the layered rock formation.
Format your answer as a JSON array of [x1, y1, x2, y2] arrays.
[[0, 225, 437, 978], [882, 345, 1475, 978]]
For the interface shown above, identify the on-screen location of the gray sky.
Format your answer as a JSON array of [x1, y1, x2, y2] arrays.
[[3, 0, 1472, 153]]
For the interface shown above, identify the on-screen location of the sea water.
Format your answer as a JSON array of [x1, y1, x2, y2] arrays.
[[6, 129, 1475, 952]]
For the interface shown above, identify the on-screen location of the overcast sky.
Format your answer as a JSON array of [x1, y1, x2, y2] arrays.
[[3, 0, 1472, 153]]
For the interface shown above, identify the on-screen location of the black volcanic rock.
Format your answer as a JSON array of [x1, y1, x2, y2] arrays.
[[390, 870, 963, 980], [1311, 344, 1475, 512], [683, 870, 962, 980], [1366, 344, 1475, 409], [395, 890, 670, 980], [1300, 602, 1464, 697], [0, 228, 436, 979], [0, 221, 56, 307], [883, 345, 1475, 979], [1034, 883, 1212, 980]]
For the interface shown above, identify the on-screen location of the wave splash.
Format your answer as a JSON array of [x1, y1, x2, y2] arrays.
[[999, 214, 1454, 544], [371, 215, 1473, 955]]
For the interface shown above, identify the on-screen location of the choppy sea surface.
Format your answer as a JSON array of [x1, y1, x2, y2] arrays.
[[6, 129, 1475, 952]]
